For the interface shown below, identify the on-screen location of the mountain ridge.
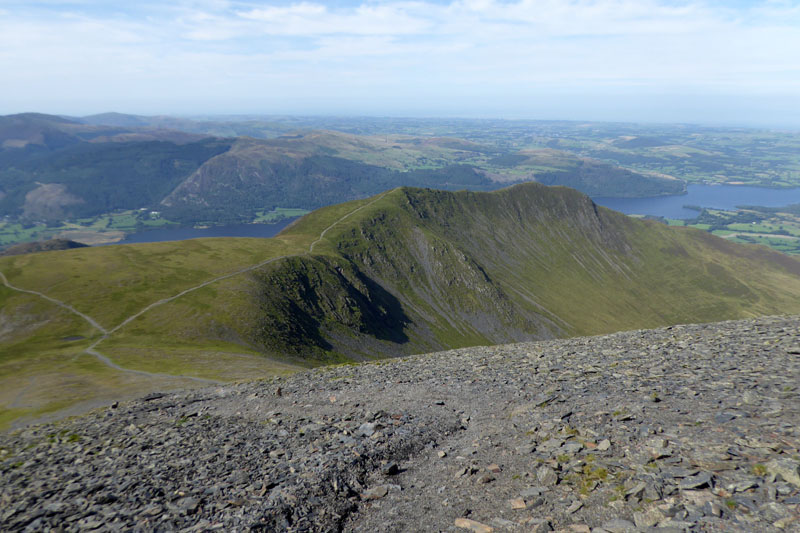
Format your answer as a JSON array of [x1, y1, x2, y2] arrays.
[[3, 182, 800, 427], [254, 183, 800, 359]]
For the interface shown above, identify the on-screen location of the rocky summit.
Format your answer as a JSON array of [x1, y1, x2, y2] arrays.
[[2, 315, 800, 532]]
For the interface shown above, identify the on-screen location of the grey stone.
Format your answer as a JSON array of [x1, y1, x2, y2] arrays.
[[357, 423, 377, 437], [519, 487, 546, 498], [361, 485, 389, 500], [2, 316, 800, 533], [633, 507, 663, 528], [679, 472, 712, 489], [536, 465, 558, 486], [600, 518, 637, 532], [382, 462, 399, 476], [527, 518, 552, 532], [766, 459, 800, 487]]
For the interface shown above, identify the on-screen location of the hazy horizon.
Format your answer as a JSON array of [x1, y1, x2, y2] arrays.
[[2, 1, 799, 128]]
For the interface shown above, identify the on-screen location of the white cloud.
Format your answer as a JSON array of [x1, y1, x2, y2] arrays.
[[236, 2, 432, 36], [1, 0, 799, 124]]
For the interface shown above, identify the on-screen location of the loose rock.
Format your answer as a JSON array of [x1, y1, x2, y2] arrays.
[[1, 316, 798, 533]]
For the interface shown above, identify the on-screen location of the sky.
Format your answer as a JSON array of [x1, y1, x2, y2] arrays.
[[1, 0, 799, 126]]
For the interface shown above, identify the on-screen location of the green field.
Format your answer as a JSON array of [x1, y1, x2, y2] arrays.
[[0, 207, 311, 249], [0, 210, 175, 247], [664, 207, 800, 255], [252, 207, 310, 223]]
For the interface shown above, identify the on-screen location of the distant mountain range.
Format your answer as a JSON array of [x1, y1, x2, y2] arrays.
[[0, 112, 684, 228]]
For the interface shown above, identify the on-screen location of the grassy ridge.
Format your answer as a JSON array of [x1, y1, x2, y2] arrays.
[[0, 193, 386, 426], [0, 238, 296, 329], [3, 184, 800, 428], [273, 184, 800, 353]]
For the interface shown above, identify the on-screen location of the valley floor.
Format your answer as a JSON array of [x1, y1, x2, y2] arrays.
[[1, 315, 799, 532]]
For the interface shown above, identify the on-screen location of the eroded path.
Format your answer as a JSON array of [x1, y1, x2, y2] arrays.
[[1, 269, 219, 384], [114, 188, 393, 334], [0, 271, 108, 335]]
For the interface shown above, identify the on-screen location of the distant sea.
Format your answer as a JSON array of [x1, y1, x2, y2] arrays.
[[593, 184, 800, 219]]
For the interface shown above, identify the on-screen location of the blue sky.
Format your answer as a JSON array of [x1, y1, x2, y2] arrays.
[[1, 0, 799, 126]]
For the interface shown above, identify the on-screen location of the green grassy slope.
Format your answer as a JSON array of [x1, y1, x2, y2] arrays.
[[3, 183, 800, 428], [0, 194, 384, 426], [271, 184, 800, 358]]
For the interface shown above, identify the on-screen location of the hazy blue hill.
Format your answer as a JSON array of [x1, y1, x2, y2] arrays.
[[0, 114, 689, 238], [78, 113, 294, 139], [0, 139, 231, 220], [78, 112, 151, 128], [0, 113, 84, 150]]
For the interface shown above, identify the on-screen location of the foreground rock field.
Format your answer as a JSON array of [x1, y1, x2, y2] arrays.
[[2, 315, 799, 532]]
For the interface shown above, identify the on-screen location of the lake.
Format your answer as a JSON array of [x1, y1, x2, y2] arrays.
[[112, 217, 299, 245], [593, 184, 800, 219], [107, 184, 800, 245]]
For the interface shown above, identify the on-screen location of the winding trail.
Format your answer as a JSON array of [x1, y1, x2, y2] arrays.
[[309, 190, 393, 253], [1, 270, 221, 384], [109, 255, 288, 335], [0, 190, 394, 383], [0, 271, 108, 334], [114, 189, 394, 334], [84, 345, 219, 384]]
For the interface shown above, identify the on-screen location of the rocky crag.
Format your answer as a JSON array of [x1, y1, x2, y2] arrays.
[[1, 315, 799, 532]]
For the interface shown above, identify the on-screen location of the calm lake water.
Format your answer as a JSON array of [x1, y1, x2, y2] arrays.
[[106, 184, 800, 245], [113, 217, 299, 245], [593, 184, 800, 219]]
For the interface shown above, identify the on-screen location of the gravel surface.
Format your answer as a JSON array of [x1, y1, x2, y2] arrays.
[[1, 315, 799, 532]]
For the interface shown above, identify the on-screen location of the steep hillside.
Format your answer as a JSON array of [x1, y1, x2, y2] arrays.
[[251, 183, 800, 359], [160, 135, 682, 223], [161, 136, 497, 223], [0, 138, 231, 220], [3, 183, 800, 427], [0, 113, 229, 222]]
